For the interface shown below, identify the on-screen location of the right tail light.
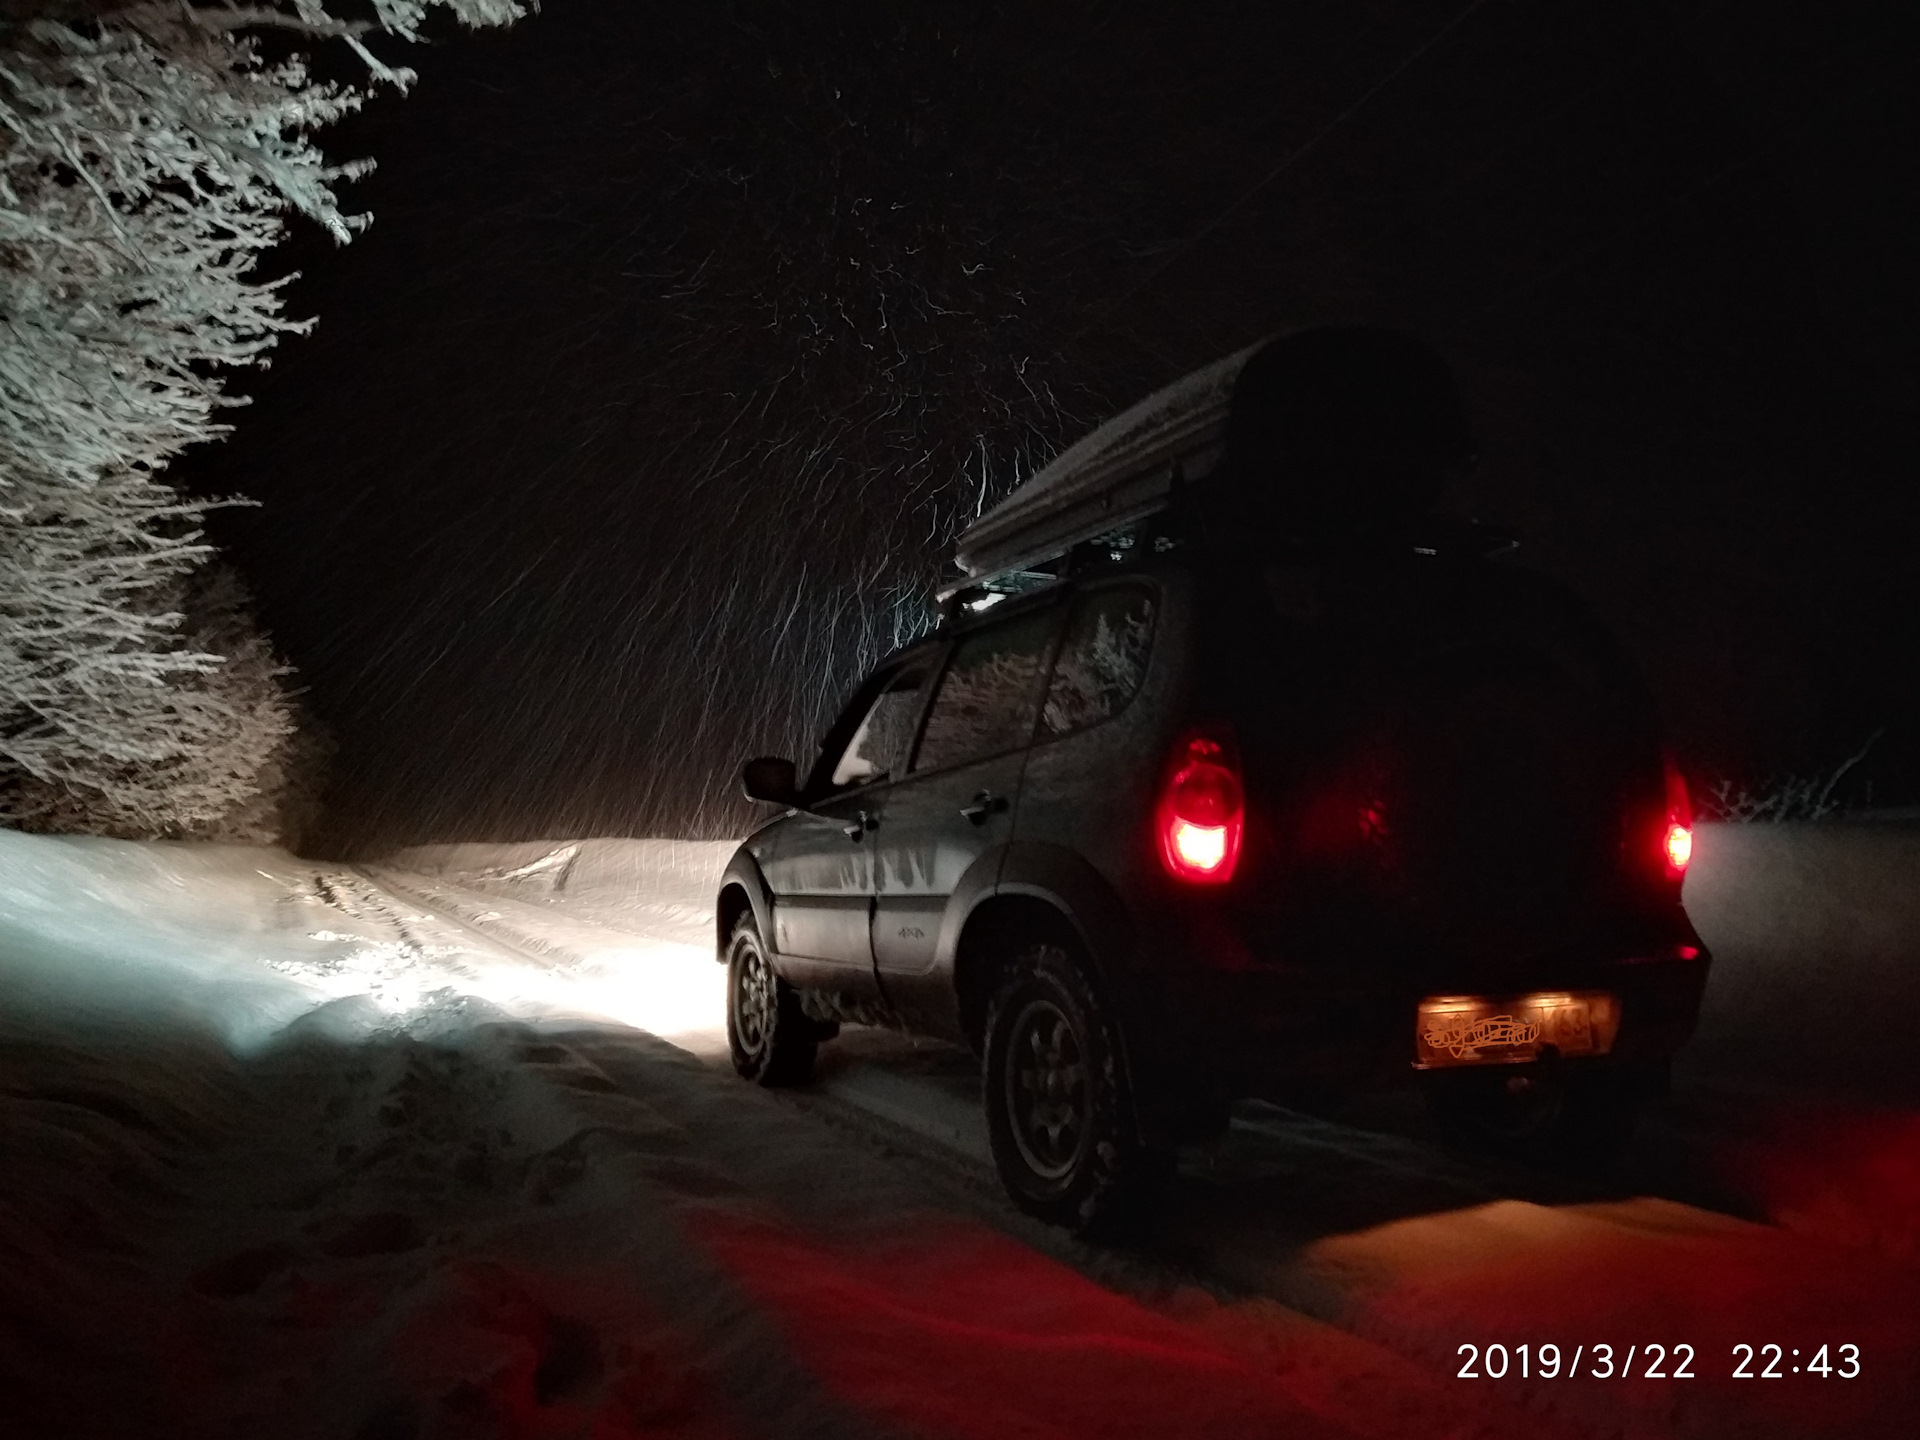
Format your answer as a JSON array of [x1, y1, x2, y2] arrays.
[[1661, 751, 1693, 881]]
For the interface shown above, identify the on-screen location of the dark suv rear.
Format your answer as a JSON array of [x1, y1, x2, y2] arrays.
[[715, 329, 1710, 1230]]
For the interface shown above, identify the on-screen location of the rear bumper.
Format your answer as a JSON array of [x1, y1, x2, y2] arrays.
[[1120, 920, 1711, 1101]]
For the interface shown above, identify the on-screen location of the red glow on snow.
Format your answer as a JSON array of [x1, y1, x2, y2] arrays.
[[1316, 1188, 1920, 1440], [1724, 1105, 1920, 1261], [1158, 736, 1243, 883], [691, 1212, 1355, 1440]]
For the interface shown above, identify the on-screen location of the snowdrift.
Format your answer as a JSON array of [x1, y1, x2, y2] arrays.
[[0, 830, 414, 1050], [0, 829, 731, 1054], [1683, 819, 1920, 1103]]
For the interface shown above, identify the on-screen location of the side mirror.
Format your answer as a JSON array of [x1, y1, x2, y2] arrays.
[[741, 756, 800, 806]]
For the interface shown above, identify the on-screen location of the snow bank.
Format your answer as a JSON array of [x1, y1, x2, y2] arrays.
[[0, 830, 420, 1051], [0, 830, 731, 1054], [1683, 820, 1920, 1102]]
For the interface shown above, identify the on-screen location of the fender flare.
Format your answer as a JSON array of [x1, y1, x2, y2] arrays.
[[928, 840, 1015, 978], [936, 840, 1143, 1049], [961, 841, 1200, 1148], [716, 846, 775, 963], [970, 840, 1140, 986]]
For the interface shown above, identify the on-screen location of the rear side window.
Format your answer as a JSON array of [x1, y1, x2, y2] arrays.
[[913, 606, 1058, 773], [1039, 584, 1157, 739], [828, 667, 927, 790]]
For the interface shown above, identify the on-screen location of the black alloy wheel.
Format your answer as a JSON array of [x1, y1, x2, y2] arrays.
[[726, 912, 817, 1086], [1004, 994, 1089, 1181], [982, 941, 1156, 1231]]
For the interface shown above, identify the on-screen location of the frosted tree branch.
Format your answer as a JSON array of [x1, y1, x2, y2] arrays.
[[1, 0, 526, 836]]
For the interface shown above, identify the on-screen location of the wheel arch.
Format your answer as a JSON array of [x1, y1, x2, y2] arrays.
[[952, 894, 1084, 1053], [949, 842, 1137, 1053], [717, 847, 774, 963]]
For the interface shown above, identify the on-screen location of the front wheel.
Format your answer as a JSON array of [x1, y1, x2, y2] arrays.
[[982, 942, 1158, 1231], [726, 913, 817, 1086]]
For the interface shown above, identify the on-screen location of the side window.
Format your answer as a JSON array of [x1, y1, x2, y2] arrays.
[[912, 606, 1059, 773], [1039, 584, 1156, 739], [826, 667, 927, 791]]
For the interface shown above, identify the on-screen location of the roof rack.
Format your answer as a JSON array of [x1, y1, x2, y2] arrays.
[[952, 341, 1262, 582], [934, 518, 1181, 616]]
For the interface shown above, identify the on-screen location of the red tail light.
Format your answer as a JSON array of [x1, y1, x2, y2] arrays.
[[1158, 736, 1244, 884], [1662, 752, 1693, 880]]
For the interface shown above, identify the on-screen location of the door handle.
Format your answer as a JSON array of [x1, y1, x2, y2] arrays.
[[959, 791, 1009, 825], [843, 809, 876, 840]]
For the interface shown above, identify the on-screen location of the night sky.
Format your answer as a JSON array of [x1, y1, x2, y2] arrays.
[[188, 0, 1918, 856]]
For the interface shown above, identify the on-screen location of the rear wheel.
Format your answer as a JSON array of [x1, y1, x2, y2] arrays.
[[726, 913, 818, 1086], [982, 942, 1159, 1231]]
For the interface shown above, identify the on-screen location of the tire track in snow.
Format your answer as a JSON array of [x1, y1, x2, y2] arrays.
[[347, 865, 585, 976]]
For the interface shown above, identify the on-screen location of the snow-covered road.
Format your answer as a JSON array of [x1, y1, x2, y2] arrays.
[[2, 830, 1914, 1438]]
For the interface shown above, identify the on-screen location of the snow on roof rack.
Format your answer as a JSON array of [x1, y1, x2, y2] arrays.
[[934, 520, 1167, 611], [952, 339, 1267, 581], [934, 556, 1070, 612]]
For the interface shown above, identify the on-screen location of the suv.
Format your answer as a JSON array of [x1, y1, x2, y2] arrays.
[[715, 328, 1710, 1230]]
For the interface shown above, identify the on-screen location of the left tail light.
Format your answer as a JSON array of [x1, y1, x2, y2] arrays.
[[1158, 735, 1244, 884], [1662, 751, 1693, 880]]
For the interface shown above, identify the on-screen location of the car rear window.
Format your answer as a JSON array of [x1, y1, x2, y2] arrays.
[[1039, 583, 1156, 739], [913, 606, 1058, 772]]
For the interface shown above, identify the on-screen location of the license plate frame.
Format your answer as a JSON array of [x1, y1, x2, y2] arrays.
[[1414, 990, 1621, 1069]]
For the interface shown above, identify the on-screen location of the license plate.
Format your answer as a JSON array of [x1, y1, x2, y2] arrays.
[[1415, 991, 1620, 1069]]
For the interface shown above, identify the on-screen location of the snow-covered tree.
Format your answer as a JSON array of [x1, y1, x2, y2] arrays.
[[0, 561, 335, 839], [0, 0, 524, 838]]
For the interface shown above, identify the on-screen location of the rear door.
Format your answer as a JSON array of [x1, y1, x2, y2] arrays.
[[869, 601, 1063, 989], [762, 653, 934, 994]]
